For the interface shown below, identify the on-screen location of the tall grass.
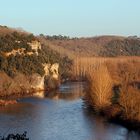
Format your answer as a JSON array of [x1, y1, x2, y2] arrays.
[[83, 56, 140, 123], [86, 62, 113, 111], [119, 86, 140, 121], [72, 56, 140, 81]]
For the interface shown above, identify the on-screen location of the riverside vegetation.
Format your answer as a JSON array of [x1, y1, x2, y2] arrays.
[[40, 34, 140, 128], [0, 25, 140, 131], [81, 57, 140, 129]]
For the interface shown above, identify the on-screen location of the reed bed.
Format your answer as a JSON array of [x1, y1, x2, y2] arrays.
[[75, 56, 140, 123]]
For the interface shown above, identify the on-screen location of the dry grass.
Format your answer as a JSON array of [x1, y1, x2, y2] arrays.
[[85, 63, 113, 111], [72, 56, 140, 83], [82, 56, 140, 122], [119, 86, 140, 121]]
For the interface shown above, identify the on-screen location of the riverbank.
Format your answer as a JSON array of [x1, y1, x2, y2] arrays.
[[84, 57, 140, 131], [0, 70, 60, 106], [0, 82, 139, 140], [0, 87, 51, 106]]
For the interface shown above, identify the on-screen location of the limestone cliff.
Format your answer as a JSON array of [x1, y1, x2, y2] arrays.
[[32, 63, 60, 91], [0, 26, 72, 100], [0, 63, 59, 98]]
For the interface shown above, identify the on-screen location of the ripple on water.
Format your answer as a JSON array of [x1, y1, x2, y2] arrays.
[[0, 82, 140, 140]]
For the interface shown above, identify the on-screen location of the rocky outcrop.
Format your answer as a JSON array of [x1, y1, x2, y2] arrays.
[[28, 40, 41, 50], [0, 63, 60, 99], [44, 63, 60, 90], [50, 63, 59, 79], [27, 40, 41, 55], [4, 48, 26, 57], [33, 63, 60, 97], [43, 63, 59, 78], [43, 64, 51, 76], [30, 73, 45, 91], [4, 40, 41, 57]]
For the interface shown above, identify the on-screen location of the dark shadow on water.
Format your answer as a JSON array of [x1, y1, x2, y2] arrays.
[[45, 81, 86, 100], [82, 104, 140, 140]]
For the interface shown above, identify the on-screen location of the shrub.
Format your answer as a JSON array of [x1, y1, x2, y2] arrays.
[[85, 62, 113, 112]]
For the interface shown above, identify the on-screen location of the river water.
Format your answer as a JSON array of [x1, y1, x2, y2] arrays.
[[0, 82, 139, 140]]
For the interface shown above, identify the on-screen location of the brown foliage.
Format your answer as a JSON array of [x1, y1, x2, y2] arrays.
[[119, 85, 140, 121], [85, 63, 113, 111], [40, 35, 140, 57], [84, 57, 140, 122]]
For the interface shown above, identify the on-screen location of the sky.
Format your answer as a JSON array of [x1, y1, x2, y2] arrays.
[[0, 0, 140, 37]]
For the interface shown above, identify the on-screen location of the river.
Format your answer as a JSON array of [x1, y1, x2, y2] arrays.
[[0, 82, 139, 140]]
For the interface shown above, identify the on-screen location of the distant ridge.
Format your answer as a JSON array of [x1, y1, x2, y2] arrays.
[[39, 35, 140, 57]]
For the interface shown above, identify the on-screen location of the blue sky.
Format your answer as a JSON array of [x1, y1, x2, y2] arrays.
[[0, 0, 140, 37]]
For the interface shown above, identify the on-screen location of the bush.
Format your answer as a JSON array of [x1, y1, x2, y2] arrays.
[[85, 62, 113, 112]]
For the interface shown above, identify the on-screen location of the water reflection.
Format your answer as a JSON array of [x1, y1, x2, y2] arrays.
[[83, 107, 140, 140], [45, 82, 85, 100], [33, 82, 85, 100], [0, 82, 139, 140]]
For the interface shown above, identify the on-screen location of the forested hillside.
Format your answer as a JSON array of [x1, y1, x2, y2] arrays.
[[0, 26, 72, 78], [39, 35, 140, 57]]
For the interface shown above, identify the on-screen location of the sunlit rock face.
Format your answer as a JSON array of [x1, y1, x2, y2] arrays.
[[30, 63, 59, 91], [29, 41, 41, 50], [4, 40, 42, 57], [0, 63, 60, 98], [33, 63, 60, 97], [50, 63, 59, 79], [28, 41, 41, 55], [30, 73, 45, 91], [43, 64, 51, 76], [43, 63, 60, 90], [34, 91, 45, 98], [43, 63, 59, 79]]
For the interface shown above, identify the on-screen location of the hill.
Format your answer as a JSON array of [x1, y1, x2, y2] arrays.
[[0, 25, 140, 99], [0, 26, 72, 77], [0, 26, 72, 99], [39, 35, 140, 58]]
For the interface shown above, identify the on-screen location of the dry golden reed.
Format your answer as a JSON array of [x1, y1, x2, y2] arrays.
[[83, 56, 140, 122], [86, 62, 113, 111]]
